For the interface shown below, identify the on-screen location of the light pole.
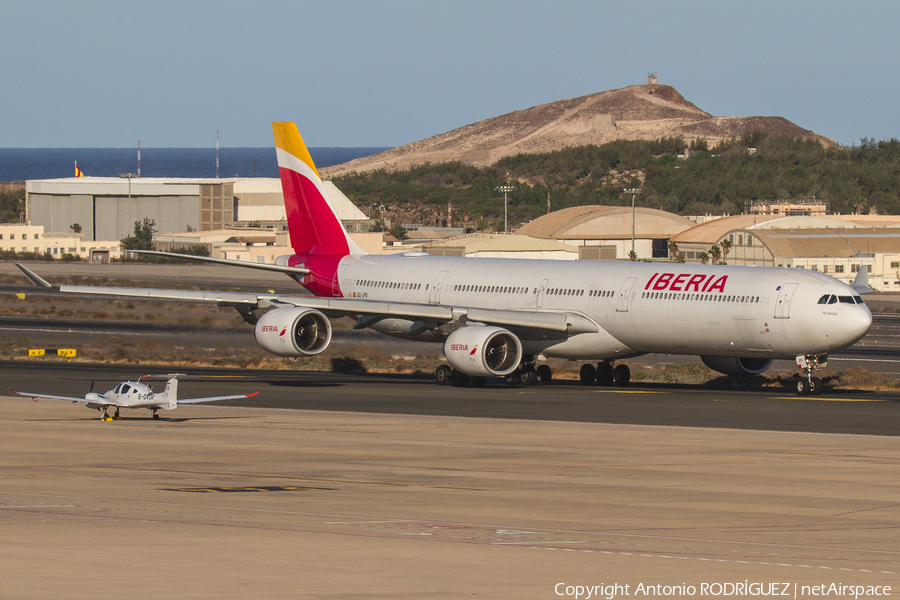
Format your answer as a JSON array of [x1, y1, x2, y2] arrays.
[[624, 188, 642, 257], [496, 185, 516, 233]]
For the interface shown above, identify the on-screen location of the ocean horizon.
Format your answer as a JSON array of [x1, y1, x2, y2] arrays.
[[0, 147, 391, 182]]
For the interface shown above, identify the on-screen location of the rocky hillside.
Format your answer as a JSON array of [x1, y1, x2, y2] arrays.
[[322, 84, 834, 177]]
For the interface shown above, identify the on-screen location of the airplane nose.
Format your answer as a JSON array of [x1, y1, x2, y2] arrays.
[[844, 306, 873, 343]]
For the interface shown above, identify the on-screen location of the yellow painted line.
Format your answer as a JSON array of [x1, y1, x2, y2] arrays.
[[593, 390, 665, 394], [771, 396, 889, 402]]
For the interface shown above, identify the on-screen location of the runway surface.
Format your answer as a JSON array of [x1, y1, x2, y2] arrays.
[[2, 361, 898, 436], [0, 401, 896, 598]]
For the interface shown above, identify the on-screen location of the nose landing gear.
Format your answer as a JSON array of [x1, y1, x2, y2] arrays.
[[795, 354, 826, 396]]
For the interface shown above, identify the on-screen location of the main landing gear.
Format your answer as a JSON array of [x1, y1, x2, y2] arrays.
[[579, 361, 630, 387], [795, 353, 826, 396], [100, 407, 113, 422]]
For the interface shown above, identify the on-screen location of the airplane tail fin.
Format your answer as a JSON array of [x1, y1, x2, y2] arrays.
[[160, 378, 178, 410], [273, 122, 366, 257], [852, 265, 873, 294]]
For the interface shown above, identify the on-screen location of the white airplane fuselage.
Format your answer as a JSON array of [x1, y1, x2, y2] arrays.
[[327, 253, 871, 361]]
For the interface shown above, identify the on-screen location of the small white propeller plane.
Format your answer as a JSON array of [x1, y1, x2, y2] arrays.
[[8, 375, 259, 421]]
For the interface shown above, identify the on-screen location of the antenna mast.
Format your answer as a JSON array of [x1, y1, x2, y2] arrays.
[[216, 131, 220, 179], [137, 140, 141, 178]]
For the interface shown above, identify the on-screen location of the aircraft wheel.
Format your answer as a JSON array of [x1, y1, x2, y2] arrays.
[[535, 364, 552, 385], [810, 376, 823, 396], [795, 377, 811, 396], [450, 370, 470, 387], [596, 362, 614, 386], [435, 365, 452, 386], [505, 369, 522, 386], [613, 364, 631, 386], [520, 367, 537, 386], [579, 363, 596, 385], [470, 376, 487, 387]]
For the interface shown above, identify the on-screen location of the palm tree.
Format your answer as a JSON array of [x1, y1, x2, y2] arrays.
[[699, 252, 709, 265], [709, 244, 721, 264], [628, 250, 637, 262], [667, 240, 679, 261], [720, 239, 732, 264]]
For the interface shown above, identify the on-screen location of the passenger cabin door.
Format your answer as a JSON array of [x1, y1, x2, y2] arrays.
[[617, 277, 637, 312], [536, 278, 549, 308], [430, 271, 448, 304], [774, 282, 798, 319]]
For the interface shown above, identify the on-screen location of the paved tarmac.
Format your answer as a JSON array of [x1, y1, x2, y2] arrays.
[[0, 399, 897, 599], [2, 362, 899, 436]]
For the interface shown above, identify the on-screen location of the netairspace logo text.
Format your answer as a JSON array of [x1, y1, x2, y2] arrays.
[[554, 583, 892, 600]]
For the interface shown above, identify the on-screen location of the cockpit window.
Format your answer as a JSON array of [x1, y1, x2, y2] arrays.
[[817, 295, 830, 304], [838, 296, 855, 304], [854, 296, 865, 304], [828, 295, 838, 304], [121, 384, 131, 394]]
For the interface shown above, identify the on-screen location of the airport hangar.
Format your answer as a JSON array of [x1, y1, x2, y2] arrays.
[[22, 176, 381, 260], [669, 213, 900, 290]]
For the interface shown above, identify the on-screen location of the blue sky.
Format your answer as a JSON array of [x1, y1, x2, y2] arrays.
[[2, 0, 898, 148]]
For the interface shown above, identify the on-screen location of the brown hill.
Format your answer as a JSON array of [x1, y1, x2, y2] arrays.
[[321, 84, 834, 177]]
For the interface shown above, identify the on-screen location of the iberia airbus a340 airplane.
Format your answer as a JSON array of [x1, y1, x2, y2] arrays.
[[17, 123, 873, 395]]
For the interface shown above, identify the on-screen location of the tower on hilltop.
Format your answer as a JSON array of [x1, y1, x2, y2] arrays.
[[647, 73, 657, 85]]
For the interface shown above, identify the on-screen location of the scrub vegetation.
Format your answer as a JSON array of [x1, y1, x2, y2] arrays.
[[334, 133, 900, 229]]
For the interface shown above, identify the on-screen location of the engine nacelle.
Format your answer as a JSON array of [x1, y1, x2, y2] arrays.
[[254, 307, 332, 357], [701, 356, 773, 376], [443, 326, 522, 377]]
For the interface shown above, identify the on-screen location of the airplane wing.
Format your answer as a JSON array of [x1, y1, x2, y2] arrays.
[[7, 388, 112, 404], [177, 391, 261, 405], [15, 264, 599, 337]]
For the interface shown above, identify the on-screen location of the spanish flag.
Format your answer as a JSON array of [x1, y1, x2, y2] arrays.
[[75, 162, 84, 177]]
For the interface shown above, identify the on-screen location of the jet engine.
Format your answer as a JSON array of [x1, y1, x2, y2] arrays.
[[254, 307, 332, 357], [701, 356, 773, 376], [443, 326, 522, 377]]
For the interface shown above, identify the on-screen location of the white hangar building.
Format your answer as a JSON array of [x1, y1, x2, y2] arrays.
[[25, 177, 369, 241]]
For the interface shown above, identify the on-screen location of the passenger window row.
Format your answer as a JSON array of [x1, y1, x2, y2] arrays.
[[453, 285, 528, 294], [817, 294, 865, 305], [642, 291, 761, 303], [356, 280, 422, 290], [589, 290, 613, 298], [547, 288, 584, 296]]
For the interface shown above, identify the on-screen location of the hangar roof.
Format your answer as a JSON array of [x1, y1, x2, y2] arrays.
[[516, 205, 695, 240], [752, 228, 900, 258]]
